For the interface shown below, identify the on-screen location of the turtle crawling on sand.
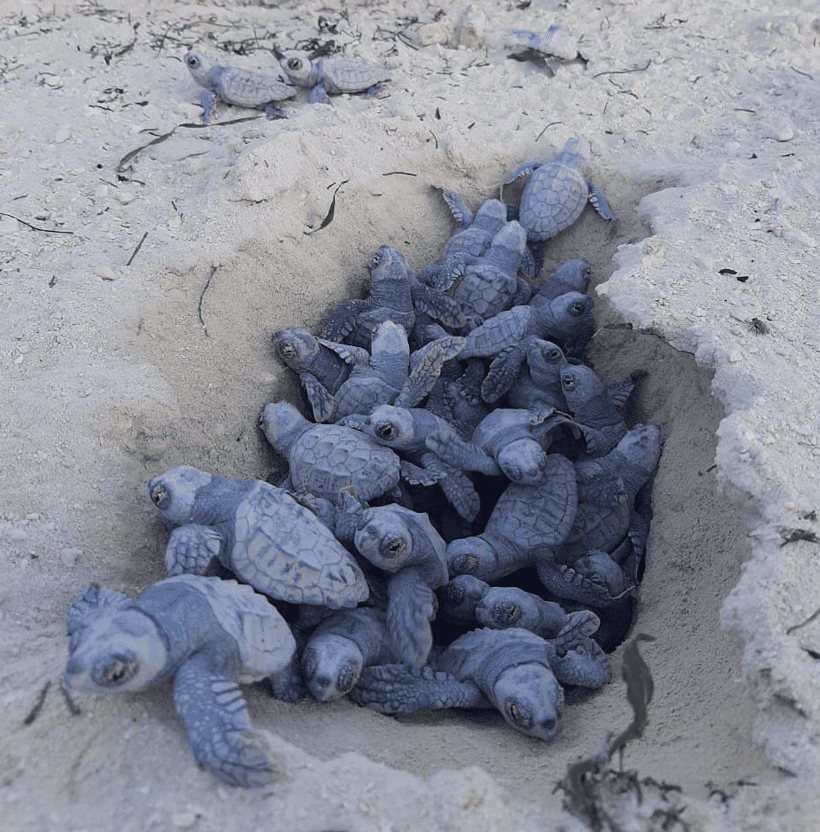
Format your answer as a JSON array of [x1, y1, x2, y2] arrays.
[[148, 464, 369, 609], [184, 51, 296, 123], [354, 626, 610, 741], [279, 52, 391, 104], [64, 575, 298, 787], [502, 137, 614, 242]]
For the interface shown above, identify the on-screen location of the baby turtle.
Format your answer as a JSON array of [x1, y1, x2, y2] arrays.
[[279, 52, 390, 104], [425, 358, 491, 440], [425, 407, 578, 485], [443, 220, 534, 331], [439, 574, 600, 642], [184, 51, 296, 124], [301, 607, 397, 701], [502, 137, 614, 242], [323, 246, 464, 349], [261, 401, 401, 504], [277, 321, 462, 423], [354, 626, 610, 741], [147, 465, 368, 609], [445, 455, 578, 579], [458, 291, 594, 360], [64, 575, 297, 787], [343, 403, 480, 522], [532, 424, 661, 605], [558, 359, 634, 457], [343, 498, 449, 667], [481, 338, 566, 414], [417, 194, 510, 290], [529, 258, 590, 309]]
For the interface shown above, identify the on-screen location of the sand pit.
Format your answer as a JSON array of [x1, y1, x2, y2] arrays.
[[2, 2, 820, 829]]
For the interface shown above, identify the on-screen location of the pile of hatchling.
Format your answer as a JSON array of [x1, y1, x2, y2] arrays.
[[64, 133, 662, 788]]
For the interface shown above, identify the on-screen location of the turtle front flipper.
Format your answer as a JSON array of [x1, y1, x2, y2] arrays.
[[165, 524, 223, 576], [353, 663, 488, 713], [199, 89, 217, 123], [587, 181, 615, 224], [173, 652, 283, 788], [323, 299, 367, 342], [551, 636, 611, 688], [411, 282, 466, 330], [301, 372, 336, 422], [308, 81, 329, 103], [482, 340, 530, 403], [535, 556, 629, 607], [386, 567, 437, 667], [425, 430, 502, 477], [395, 335, 465, 409]]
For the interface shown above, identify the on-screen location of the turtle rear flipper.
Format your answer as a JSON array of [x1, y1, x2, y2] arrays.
[[386, 567, 437, 667], [165, 524, 223, 576], [535, 557, 627, 607], [173, 653, 284, 788], [587, 181, 614, 223], [353, 663, 488, 713]]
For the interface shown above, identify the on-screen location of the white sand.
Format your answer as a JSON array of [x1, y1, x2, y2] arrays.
[[2, 1, 819, 829]]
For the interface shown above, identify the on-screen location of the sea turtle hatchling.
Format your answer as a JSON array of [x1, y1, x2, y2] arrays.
[[184, 51, 296, 124], [323, 246, 465, 350], [261, 401, 402, 505], [354, 626, 610, 741], [425, 407, 579, 486], [342, 403, 480, 522], [342, 498, 449, 667], [439, 574, 600, 643], [301, 607, 397, 701], [64, 575, 298, 787], [457, 290, 595, 360], [279, 52, 390, 104], [277, 321, 463, 424], [502, 137, 614, 242], [147, 465, 369, 609]]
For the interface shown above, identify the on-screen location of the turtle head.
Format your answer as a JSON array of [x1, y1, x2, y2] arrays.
[[363, 404, 415, 448], [528, 339, 564, 370], [476, 587, 539, 631], [497, 438, 548, 485], [614, 423, 662, 488], [492, 661, 564, 741], [280, 52, 315, 84], [446, 537, 499, 581], [354, 506, 413, 572], [561, 136, 591, 165], [301, 636, 363, 702], [184, 51, 212, 86], [260, 401, 308, 454], [147, 465, 213, 528], [559, 361, 604, 405], [369, 246, 411, 284], [64, 607, 168, 695], [274, 327, 320, 372]]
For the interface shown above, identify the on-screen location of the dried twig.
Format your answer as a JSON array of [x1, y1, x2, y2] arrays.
[[126, 231, 148, 266], [0, 212, 73, 234], [305, 179, 349, 235]]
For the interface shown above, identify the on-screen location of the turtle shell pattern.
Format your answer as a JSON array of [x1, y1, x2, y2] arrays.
[[168, 574, 296, 682], [289, 423, 400, 502], [231, 481, 369, 608]]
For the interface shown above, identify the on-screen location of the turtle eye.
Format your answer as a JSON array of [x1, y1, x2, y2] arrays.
[[505, 699, 532, 730], [376, 423, 396, 440], [548, 348, 562, 360], [94, 655, 138, 687], [279, 342, 294, 358], [370, 251, 382, 269], [287, 57, 302, 71], [569, 301, 586, 316], [186, 55, 199, 69], [562, 374, 575, 390], [384, 537, 407, 558], [149, 483, 167, 506]]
